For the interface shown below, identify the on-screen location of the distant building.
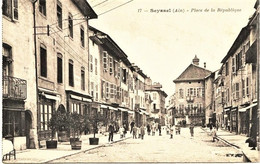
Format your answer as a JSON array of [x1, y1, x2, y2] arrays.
[[173, 56, 212, 126], [145, 80, 168, 125]]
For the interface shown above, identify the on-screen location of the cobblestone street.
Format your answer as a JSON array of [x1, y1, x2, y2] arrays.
[[52, 127, 243, 162]]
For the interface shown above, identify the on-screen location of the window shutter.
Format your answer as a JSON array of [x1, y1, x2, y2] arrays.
[[12, 0, 18, 21]]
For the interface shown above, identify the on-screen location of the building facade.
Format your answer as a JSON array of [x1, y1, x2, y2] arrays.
[[173, 56, 212, 126]]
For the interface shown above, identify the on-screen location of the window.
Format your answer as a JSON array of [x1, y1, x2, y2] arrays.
[[117, 65, 121, 79], [122, 69, 127, 83], [39, 0, 46, 16], [69, 60, 74, 87], [95, 85, 98, 101], [2, 43, 12, 77], [80, 26, 84, 47], [109, 57, 113, 75], [110, 84, 114, 98], [81, 67, 85, 90], [246, 77, 249, 96], [153, 93, 157, 100], [3, 111, 25, 137], [225, 61, 229, 76], [57, 54, 63, 83], [103, 51, 107, 71], [242, 79, 245, 97], [197, 88, 200, 97], [40, 103, 53, 131], [90, 55, 93, 72], [232, 57, 236, 74], [101, 80, 105, 99], [202, 88, 205, 97], [187, 88, 190, 96], [3, 0, 18, 20], [235, 83, 239, 99], [40, 46, 47, 77], [57, 1, 62, 29], [68, 13, 73, 38], [106, 82, 109, 98], [179, 89, 183, 98], [91, 82, 94, 97], [95, 58, 97, 75], [153, 104, 156, 110], [226, 88, 229, 103]]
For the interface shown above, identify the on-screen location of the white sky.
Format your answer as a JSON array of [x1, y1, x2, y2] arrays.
[[88, 0, 256, 103]]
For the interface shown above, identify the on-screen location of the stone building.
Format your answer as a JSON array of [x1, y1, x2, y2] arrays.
[[2, 0, 97, 149], [2, 0, 36, 150], [219, 5, 258, 135], [173, 56, 212, 126], [145, 81, 168, 125]]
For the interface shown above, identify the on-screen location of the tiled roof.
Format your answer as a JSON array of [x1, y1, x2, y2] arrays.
[[173, 64, 212, 82]]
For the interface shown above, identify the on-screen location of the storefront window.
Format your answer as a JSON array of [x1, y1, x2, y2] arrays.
[[3, 110, 24, 137]]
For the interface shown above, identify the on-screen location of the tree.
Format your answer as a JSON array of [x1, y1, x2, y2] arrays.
[[69, 112, 85, 139], [85, 112, 109, 138]]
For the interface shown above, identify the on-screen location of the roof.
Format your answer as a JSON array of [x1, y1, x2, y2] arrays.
[[173, 64, 212, 83], [221, 26, 250, 63], [89, 26, 131, 66], [72, 0, 97, 19]]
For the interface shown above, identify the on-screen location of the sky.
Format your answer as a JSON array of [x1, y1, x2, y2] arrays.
[[87, 0, 257, 103]]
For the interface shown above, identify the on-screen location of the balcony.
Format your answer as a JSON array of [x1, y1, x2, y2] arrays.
[[151, 109, 159, 113], [2, 76, 27, 100]]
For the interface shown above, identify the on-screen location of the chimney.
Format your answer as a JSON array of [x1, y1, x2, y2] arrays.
[[204, 62, 206, 68], [192, 55, 199, 66]]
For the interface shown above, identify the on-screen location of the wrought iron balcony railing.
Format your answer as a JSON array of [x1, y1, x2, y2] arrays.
[[2, 76, 27, 100]]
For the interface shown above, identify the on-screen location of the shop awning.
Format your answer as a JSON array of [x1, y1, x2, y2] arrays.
[[118, 108, 128, 112], [45, 94, 60, 101], [82, 98, 92, 102], [101, 104, 109, 109], [109, 106, 118, 111], [128, 110, 134, 114], [70, 95, 82, 101], [239, 103, 257, 112]]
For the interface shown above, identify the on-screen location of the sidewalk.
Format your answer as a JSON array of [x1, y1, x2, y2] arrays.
[[202, 127, 259, 162], [3, 132, 131, 163]]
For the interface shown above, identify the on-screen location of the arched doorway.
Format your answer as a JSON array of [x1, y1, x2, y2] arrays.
[[25, 110, 33, 149]]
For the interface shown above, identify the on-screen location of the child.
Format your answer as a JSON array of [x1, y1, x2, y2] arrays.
[[119, 126, 124, 139]]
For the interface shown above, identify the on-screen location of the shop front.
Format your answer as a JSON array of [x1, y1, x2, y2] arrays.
[[231, 107, 238, 133]]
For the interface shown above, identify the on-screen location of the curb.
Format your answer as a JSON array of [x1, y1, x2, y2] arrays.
[[200, 127, 252, 162], [43, 136, 131, 163]]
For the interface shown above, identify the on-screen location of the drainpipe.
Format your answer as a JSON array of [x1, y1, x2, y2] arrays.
[[33, 0, 39, 149]]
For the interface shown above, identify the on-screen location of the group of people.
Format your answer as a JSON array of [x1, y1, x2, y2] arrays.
[[108, 122, 127, 143]]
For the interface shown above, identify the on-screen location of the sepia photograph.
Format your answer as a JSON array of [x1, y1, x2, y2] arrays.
[[1, 0, 259, 163]]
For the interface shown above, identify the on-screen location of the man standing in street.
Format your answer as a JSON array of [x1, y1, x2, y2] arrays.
[[189, 123, 194, 137], [158, 124, 162, 136], [140, 125, 145, 139], [130, 120, 135, 133], [108, 123, 114, 143]]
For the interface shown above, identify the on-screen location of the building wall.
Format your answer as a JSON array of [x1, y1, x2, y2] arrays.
[[2, 0, 37, 150], [174, 80, 205, 125]]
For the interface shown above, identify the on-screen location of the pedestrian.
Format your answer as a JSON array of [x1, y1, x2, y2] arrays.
[[137, 126, 140, 138], [212, 126, 218, 142], [119, 126, 124, 139], [123, 124, 127, 137], [246, 122, 257, 150], [189, 123, 194, 137], [170, 125, 174, 139], [132, 125, 137, 139], [227, 119, 230, 131], [147, 123, 151, 135], [158, 124, 162, 136], [130, 120, 135, 134], [108, 123, 114, 143], [140, 125, 145, 139], [152, 124, 156, 136], [216, 120, 219, 131]]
